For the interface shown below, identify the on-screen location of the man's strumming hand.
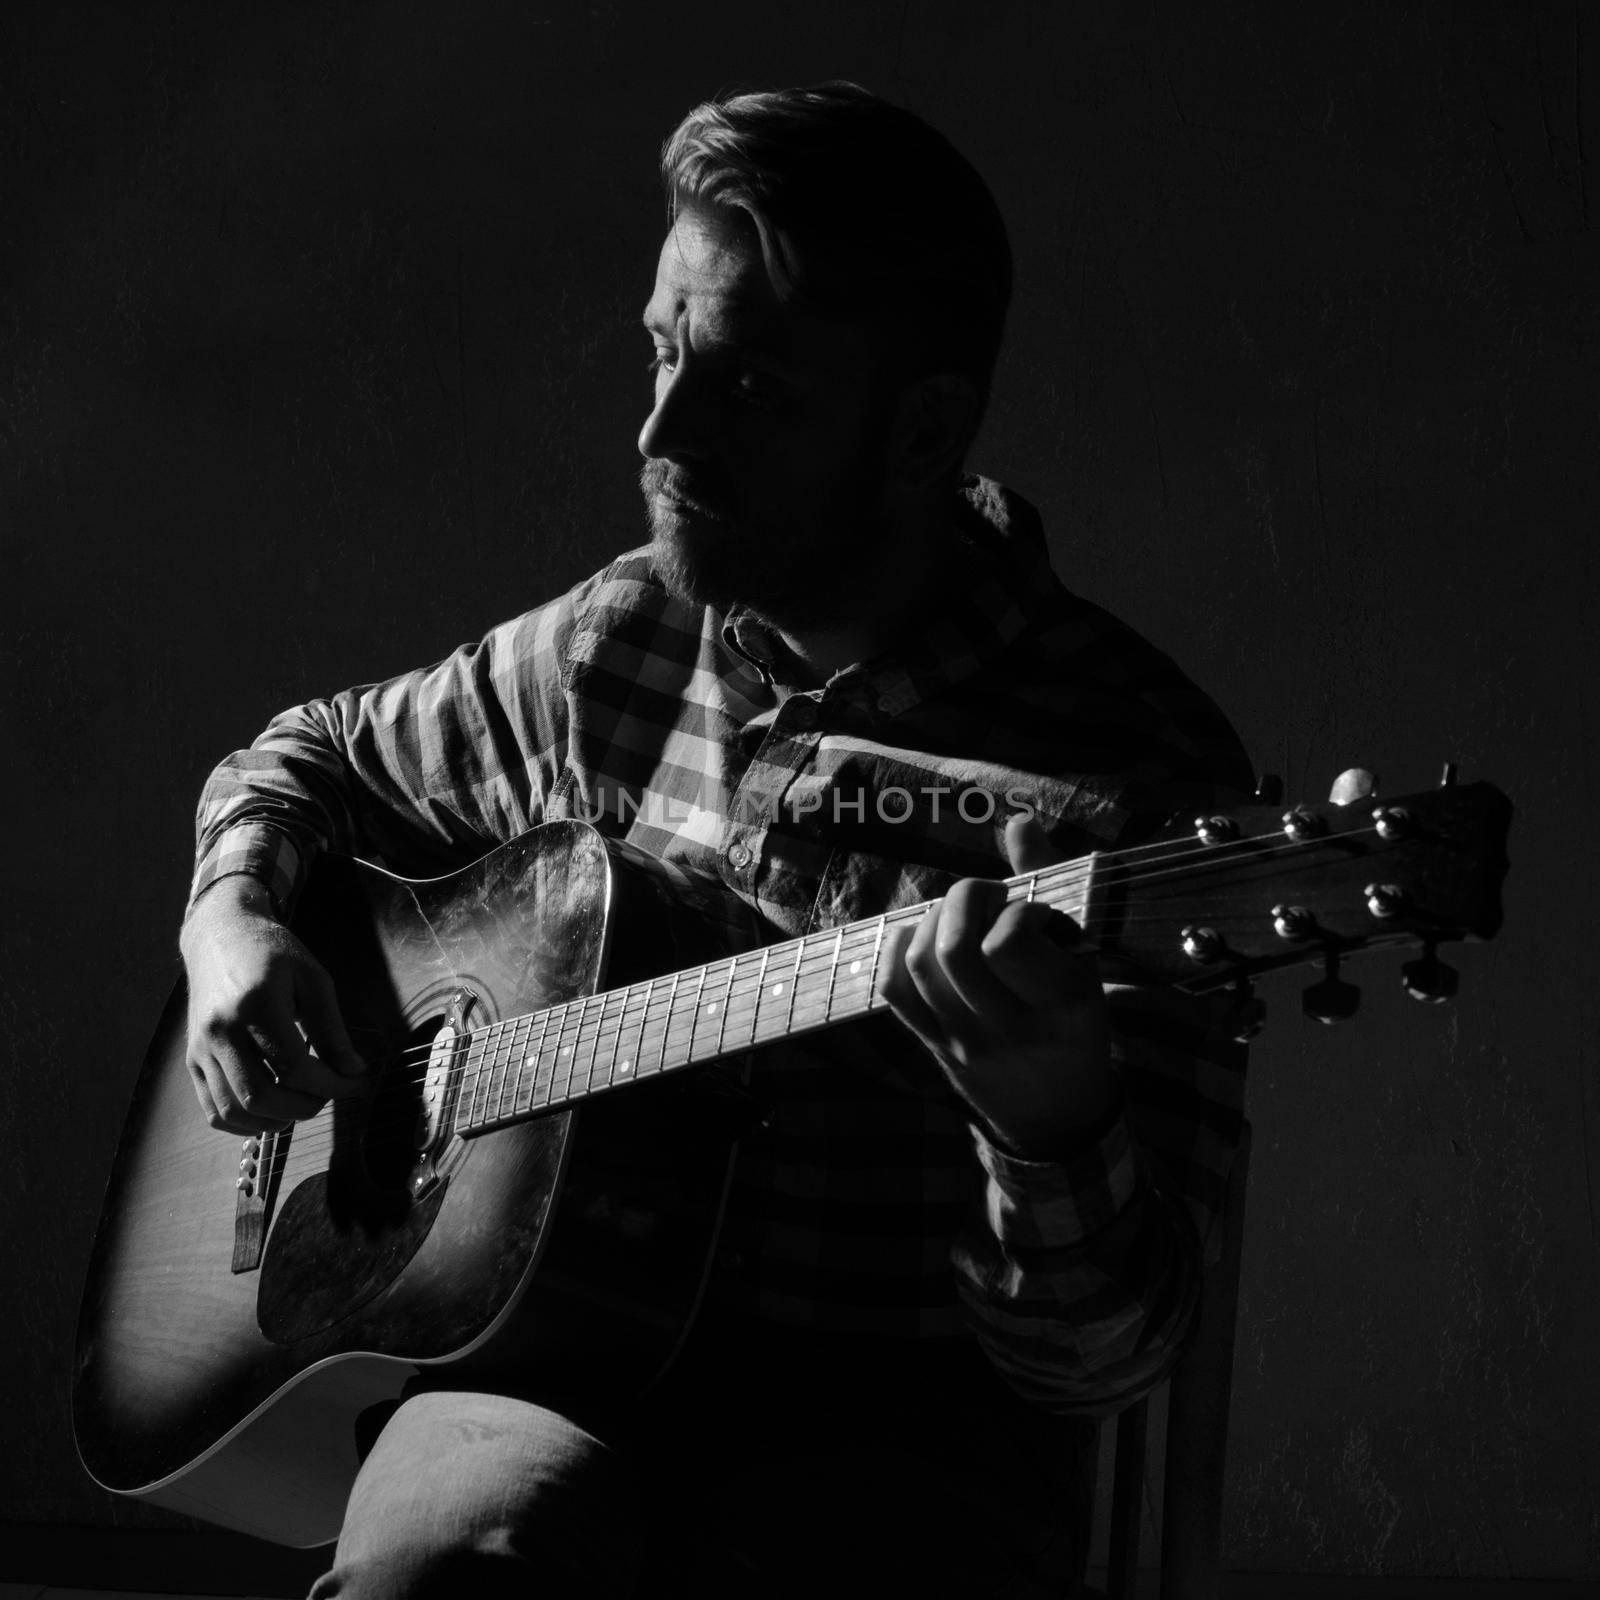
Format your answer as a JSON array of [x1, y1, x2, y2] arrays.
[[179, 877, 368, 1135]]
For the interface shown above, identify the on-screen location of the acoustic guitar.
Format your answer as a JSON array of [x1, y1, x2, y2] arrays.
[[73, 777, 1510, 1545]]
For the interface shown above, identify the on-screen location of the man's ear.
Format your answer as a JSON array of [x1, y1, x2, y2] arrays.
[[885, 373, 982, 493]]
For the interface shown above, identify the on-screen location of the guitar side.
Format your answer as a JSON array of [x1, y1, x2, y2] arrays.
[[72, 821, 747, 1546]]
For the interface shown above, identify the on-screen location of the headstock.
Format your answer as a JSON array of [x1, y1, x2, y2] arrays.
[[1088, 772, 1512, 1027]]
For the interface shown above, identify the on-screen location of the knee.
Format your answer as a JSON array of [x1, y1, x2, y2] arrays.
[[308, 1390, 640, 1600]]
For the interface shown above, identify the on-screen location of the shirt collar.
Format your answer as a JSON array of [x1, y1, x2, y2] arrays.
[[717, 475, 1055, 716]]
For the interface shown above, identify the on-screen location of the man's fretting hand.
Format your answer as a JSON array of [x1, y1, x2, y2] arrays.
[[179, 877, 368, 1135], [877, 813, 1115, 1161]]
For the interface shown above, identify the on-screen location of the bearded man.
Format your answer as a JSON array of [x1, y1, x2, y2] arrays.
[[179, 82, 1252, 1598]]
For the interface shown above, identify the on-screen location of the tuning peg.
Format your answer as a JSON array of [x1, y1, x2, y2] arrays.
[[1303, 950, 1361, 1024], [1225, 977, 1266, 1043], [1401, 944, 1459, 1004], [1329, 768, 1377, 807]]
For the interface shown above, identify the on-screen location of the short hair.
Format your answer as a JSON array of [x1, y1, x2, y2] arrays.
[[660, 82, 1013, 410]]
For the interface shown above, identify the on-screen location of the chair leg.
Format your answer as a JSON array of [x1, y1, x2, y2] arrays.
[[1158, 1120, 1253, 1600], [1106, 1394, 1147, 1599]]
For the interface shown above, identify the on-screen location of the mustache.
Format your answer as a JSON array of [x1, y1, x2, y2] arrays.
[[639, 459, 737, 521]]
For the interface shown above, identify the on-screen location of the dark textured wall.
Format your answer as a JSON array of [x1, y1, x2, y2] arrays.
[[3, 0, 1595, 1579]]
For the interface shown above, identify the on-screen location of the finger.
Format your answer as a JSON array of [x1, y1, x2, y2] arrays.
[[211, 1024, 325, 1128], [190, 1044, 300, 1134], [1004, 812, 1064, 875], [186, 1051, 233, 1132], [293, 961, 369, 1093], [981, 902, 1102, 1010], [927, 878, 1018, 1022], [876, 918, 946, 1049]]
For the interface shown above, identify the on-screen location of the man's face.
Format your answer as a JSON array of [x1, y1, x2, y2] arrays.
[[638, 205, 897, 628]]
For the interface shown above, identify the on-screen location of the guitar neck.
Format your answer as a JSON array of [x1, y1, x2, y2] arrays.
[[446, 776, 1510, 1136], [450, 858, 1094, 1135]]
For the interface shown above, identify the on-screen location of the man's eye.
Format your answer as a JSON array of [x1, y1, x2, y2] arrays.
[[732, 372, 784, 410], [648, 350, 677, 376]]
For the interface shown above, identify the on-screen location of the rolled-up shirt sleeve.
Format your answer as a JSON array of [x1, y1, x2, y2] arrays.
[[951, 979, 1246, 1416], [186, 567, 605, 918]]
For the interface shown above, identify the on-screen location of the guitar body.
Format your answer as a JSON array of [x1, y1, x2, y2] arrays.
[[73, 821, 760, 1546]]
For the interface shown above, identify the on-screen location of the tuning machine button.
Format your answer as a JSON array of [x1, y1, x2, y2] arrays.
[[1372, 806, 1412, 841], [1181, 925, 1225, 963], [1303, 951, 1361, 1024], [1271, 904, 1314, 941], [1282, 807, 1327, 843], [1402, 945, 1459, 1004], [1364, 883, 1408, 920], [1194, 815, 1240, 845]]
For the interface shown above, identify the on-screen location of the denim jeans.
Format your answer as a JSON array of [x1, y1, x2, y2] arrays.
[[307, 1311, 1096, 1598]]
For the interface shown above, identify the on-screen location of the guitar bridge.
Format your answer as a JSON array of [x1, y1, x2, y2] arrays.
[[231, 1125, 289, 1274]]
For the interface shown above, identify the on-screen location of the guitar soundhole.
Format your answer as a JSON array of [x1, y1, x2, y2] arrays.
[[357, 1016, 443, 1194], [257, 1015, 454, 1346]]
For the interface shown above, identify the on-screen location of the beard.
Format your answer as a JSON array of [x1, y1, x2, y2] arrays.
[[639, 430, 896, 631]]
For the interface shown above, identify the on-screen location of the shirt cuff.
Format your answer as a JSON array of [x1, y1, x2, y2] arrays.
[[970, 1096, 1144, 1252], [187, 823, 306, 920]]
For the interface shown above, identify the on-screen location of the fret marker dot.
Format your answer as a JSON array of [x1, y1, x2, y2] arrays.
[[562, 1046, 572, 1055], [619, 1060, 631, 1074], [772, 982, 784, 996], [850, 960, 862, 974], [708, 1002, 718, 1014]]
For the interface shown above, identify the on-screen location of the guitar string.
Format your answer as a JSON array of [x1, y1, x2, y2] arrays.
[[187, 821, 1408, 1172], [248, 816, 1317, 1096], [195, 815, 1401, 1168], [367, 811, 1383, 1084]]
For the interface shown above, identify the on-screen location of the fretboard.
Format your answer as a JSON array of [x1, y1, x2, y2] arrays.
[[450, 861, 1093, 1136]]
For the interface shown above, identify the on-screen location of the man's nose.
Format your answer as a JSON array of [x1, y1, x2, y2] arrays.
[[637, 363, 710, 462]]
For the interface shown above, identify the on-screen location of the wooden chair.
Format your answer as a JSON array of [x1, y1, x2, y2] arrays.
[[1087, 1118, 1254, 1600]]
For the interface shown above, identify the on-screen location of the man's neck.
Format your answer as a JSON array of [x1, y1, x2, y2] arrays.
[[765, 498, 977, 689]]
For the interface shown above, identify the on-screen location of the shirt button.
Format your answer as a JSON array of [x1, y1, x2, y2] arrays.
[[876, 694, 897, 713], [727, 842, 751, 869]]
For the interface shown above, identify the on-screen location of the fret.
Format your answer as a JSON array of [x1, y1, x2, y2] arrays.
[[649, 971, 682, 1078], [576, 990, 611, 1098], [506, 1012, 536, 1116], [515, 1009, 551, 1115], [734, 947, 773, 1051], [749, 940, 802, 1046], [610, 983, 642, 1088], [691, 960, 732, 1062], [453, 1030, 486, 1135], [550, 996, 583, 1106], [491, 1017, 518, 1124], [866, 915, 889, 1012], [817, 927, 846, 1029], [673, 966, 709, 1067], [823, 922, 876, 1022], [479, 1021, 502, 1127], [613, 979, 651, 1087], [781, 937, 805, 1036], [534, 1006, 562, 1109], [790, 929, 840, 1033], [467, 1025, 496, 1128], [574, 990, 607, 1097]]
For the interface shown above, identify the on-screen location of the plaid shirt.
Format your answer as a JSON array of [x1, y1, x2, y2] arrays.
[[190, 476, 1253, 1417]]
